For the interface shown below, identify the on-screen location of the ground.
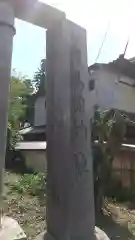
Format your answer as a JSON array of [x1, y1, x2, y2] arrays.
[[97, 201, 135, 239], [3, 171, 46, 240], [3, 171, 135, 239]]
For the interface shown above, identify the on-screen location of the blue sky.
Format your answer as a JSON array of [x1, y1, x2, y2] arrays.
[[12, 0, 135, 78]]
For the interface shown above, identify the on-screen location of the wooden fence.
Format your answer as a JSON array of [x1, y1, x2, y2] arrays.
[[112, 150, 135, 189]]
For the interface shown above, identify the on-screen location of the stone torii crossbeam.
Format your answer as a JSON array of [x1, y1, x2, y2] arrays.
[[0, 0, 97, 239]]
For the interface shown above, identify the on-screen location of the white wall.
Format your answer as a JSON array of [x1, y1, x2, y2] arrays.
[[34, 96, 46, 126], [89, 68, 135, 113], [95, 69, 115, 110], [114, 75, 135, 113]]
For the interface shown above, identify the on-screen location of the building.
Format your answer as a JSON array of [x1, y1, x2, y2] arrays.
[[16, 54, 135, 174], [88, 55, 135, 142], [88, 55, 135, 115], [15, 84, 47, 172], [89, 55, 135, 189]]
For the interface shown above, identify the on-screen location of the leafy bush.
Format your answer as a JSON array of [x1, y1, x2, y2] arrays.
[[92, 108, 129, 212], [7, 122, 23, 150], [105, 179, 134, 202], [10, 173, 46, 196], [115, 187, 133, 202]]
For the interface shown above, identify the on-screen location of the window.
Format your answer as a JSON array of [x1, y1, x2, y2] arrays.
[[89, 70, 95, 75], [89, 79, 95, 91]]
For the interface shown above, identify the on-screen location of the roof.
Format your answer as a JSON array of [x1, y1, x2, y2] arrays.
[[122, 143, 135, 150], [88, 55, 135, 80], [129, 57, 135, 64], [94, 141, 135, 151], [19, 126, 46, 135], [15, 141, 47, 150], [120, 110, 135, 122]]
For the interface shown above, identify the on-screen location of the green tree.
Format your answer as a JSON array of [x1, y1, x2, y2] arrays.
[[33, 59, 46, 92], [26, 59, 46, 124], [7, 75, 33, 148], [92, 108, 128, 213]]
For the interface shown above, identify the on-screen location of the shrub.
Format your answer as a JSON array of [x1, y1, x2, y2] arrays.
[[105, 179, 134, 202], [10, 173, 46, 196]]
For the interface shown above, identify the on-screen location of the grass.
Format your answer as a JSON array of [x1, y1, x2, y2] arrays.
[[10, 173, 46, 195], [3, 171, 46, 240], [3, 170, 135, 239]]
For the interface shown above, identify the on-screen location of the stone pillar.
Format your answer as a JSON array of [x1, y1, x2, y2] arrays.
[[44, 19, 95, 240], [0, 1, 15, 194]]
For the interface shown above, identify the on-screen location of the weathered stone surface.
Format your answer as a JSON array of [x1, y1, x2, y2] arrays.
[[0, 0, 15, 195], [35, 232, 54, 240], [35, 227, 110, 240], [95, 226, 110, 240], [0, 216, 26, 240], [12, 0, 65, 29], [46, 18, 94, 240], [34, 232, 45, 240]]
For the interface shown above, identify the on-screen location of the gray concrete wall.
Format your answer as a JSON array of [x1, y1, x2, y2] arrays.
[[22, 150, 47, 172]]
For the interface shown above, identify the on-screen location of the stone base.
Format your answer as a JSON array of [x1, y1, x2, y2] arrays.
[[35, 232, 45, 240], [95, 227, 110, 240], [0, 216, 26, 240], [35, 232, 55, 240], [35, 227, 110, 240]]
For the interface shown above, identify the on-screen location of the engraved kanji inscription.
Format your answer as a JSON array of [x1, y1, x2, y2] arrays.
[[72, 71, 84, 94], [70, 46, 81, 70], [74, 96, 85, 113], [73, 119, 87, 140], [74, 152, 89, 178]]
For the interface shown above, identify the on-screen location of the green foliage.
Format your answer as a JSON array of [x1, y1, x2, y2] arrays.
[[7, 75, 33, 149], [92, 108, 127, 175], [9, 130, 23, 150], [7, 121, 22, 149], [33, 59, 46, 92], [10, 173, 46, 196], [106, 181, 134, 202], [8, 76, 33, 128], [92, 108, 128, 212], [92, 107, 134, 180], [92, 108, 126, 155], [23, 78, 34, 95], [24, 59, 46, 124]]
